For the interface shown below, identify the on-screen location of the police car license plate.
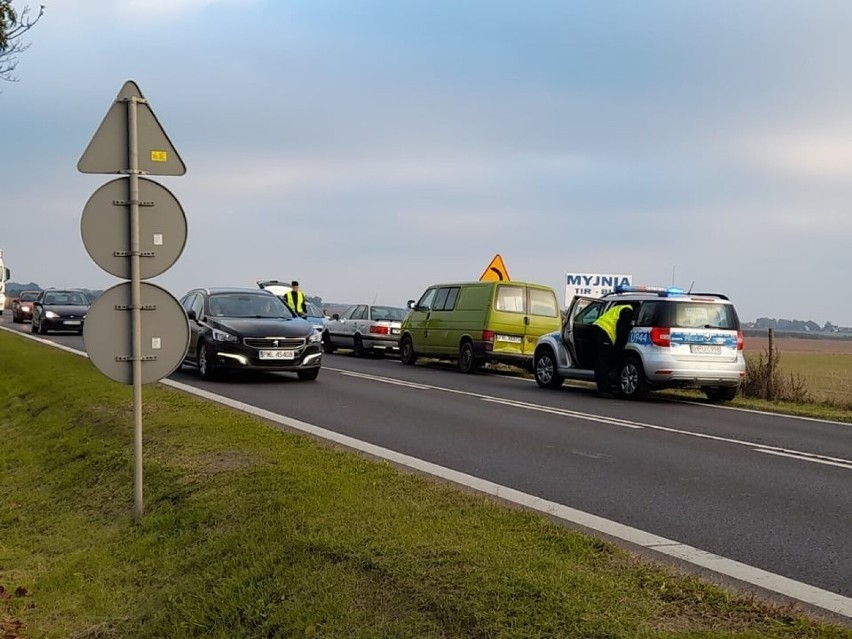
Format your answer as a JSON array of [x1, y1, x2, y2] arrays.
[[259, 349, 295, 360], [690, 344, 721, 354]]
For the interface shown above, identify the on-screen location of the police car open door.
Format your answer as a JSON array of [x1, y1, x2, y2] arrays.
[[562, 296, 606, 370]]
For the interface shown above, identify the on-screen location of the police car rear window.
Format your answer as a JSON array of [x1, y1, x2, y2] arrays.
[[669, 302, 738, 330]]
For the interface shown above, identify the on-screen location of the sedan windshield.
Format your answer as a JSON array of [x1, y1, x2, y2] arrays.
[[20, 292, 40, 301], [208, 293, 294, 319], [44, 292, 88, 305]]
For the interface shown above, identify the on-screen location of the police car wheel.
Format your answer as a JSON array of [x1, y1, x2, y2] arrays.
[[618, 356, 650, 400], [535, 349, 563, 389]]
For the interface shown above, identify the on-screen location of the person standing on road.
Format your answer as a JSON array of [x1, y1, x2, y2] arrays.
[[591, 304, 635, 396], [283, 280, 307, 317]]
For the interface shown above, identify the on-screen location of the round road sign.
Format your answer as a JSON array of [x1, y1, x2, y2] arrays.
[[84, 282, 190, 385], [80, 177, 188, 280]]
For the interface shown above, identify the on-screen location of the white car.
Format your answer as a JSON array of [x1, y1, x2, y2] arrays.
[[323, 304, 409, 357]]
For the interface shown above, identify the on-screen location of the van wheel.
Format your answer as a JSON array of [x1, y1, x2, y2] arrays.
[[534, 348, 563, 389], [322, 332, 335, 353], [704, 386, 737, 403], [458, 342, 481, 374], [400, 336, 417, 365], [618, 356, 650, 400]]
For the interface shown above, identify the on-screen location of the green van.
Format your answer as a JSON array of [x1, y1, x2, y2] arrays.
[[399, 280, 562, 373]]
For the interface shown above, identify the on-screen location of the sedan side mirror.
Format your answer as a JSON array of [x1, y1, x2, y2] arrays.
[[332, 313, 340, 320], [187, 309, 197, 321]]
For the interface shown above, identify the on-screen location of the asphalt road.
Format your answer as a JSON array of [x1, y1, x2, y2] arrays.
[[3, 315, 850, 615]]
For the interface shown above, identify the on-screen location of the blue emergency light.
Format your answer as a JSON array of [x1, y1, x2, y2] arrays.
[[614, 285, 685, 297]]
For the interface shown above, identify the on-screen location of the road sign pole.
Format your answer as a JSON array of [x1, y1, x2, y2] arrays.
[[127, 96, 144, 522]]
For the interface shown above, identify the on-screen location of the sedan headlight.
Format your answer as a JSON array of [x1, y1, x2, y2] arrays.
[[21, 305, 31, 312], [308, 331, 322, 343], [45, 310, 59, 319], [212, 329, 239, 343]]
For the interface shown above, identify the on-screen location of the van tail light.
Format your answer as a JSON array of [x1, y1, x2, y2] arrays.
[[737, 330, 744, 350], [650, 327, 670, 347], [482, 330, 495, 342], [369, 325, 389, 335]]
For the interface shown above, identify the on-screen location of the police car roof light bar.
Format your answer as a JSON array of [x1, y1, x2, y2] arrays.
[[613, 285, 685, 297]]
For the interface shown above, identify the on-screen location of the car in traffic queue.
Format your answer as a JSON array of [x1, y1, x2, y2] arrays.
[[11, 290, 40, 323], [533, 285, 746, 402], [30, 289, 90, 335], [179, 287, 322, 381], [304, 301, 328, 338], [322, 304, 409, 357]]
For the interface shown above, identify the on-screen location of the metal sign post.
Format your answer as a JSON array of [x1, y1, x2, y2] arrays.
[[79, 81, 189, 522]]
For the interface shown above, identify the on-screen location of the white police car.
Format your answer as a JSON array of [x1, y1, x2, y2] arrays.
[[533, 285, 746, 401]]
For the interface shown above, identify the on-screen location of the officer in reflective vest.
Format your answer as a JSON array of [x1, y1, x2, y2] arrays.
[[591, 304, 635, 396], [284, 280, 307, 316]]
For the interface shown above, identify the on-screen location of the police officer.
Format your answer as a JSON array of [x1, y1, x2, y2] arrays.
[[591, 304, 635, 396], [283, 280, 307, 316]]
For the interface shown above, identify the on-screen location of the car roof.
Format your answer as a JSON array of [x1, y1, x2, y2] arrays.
[[601, 291, 732, 304], [190, 287, 278, 296]]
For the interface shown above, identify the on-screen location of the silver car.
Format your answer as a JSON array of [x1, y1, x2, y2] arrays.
[[323, 304, 409, 357], [533, 286, 746, 402]]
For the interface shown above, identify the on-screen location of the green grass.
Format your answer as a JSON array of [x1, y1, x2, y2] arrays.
[[1, 332, 851, 638]]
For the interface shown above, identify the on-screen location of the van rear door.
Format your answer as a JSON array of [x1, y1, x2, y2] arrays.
[[523, 286, 562, 355]]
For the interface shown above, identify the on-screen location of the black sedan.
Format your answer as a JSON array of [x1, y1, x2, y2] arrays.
[[31, 289, 90, 335], [179, 287, 322, 381]]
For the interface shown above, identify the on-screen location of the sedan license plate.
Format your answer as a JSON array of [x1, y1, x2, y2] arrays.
[[64, 320, 82, 326], [259, 349, 295, 360], [690, 344, 721, 354]]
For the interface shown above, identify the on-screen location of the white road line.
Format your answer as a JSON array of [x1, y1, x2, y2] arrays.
[[154, 377, 852, 620], [756, 449, 852, 471], [326, 366, 852, 471]]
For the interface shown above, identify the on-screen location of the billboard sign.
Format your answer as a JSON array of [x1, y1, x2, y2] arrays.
[[565, 272, 632, 307]]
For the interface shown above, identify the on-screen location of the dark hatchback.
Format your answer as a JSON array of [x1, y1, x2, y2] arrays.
[[12, 290, 40, 323], [179, 287, 322, 381], [31, 289, 90, 335]]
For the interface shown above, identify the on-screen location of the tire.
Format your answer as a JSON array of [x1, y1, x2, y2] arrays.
[[37, 318, 47, 335], [198, 342, 218, 381], [353, 335, 367, 357], [322, 332, 336, 353], [400, 336, 417, 365], [534, 348, 564, 389], [297, 368, 320, 381], [458, 341, 481, 374], [31, 319, 38, 334], [704, 386, 737, 403], [617, 356, 650, 400], [12, 314, 20, 323]]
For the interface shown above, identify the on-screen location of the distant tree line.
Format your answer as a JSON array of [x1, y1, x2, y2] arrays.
[[745, 318, 850, 333]]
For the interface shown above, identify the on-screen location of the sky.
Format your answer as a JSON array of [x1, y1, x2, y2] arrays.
[[2, 0, 852, 325]]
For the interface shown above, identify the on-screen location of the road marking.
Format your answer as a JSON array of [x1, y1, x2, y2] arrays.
[[326, 367, 852, 472], [756, 449, 852, 470]]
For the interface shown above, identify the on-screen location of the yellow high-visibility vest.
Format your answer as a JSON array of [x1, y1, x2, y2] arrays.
[[593, 304, 632, 342]]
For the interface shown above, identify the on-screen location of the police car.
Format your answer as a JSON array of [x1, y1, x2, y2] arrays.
[[533, 285, 746, 402]]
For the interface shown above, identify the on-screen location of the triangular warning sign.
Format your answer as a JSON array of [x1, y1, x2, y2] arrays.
[[479, 254, 510, 281], [78, 80, 186, 176]]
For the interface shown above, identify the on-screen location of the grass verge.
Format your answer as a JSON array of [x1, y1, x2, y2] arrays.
[[1, 332, 851, 638]]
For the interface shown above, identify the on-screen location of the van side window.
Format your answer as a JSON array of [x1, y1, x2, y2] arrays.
[[495, 285, 525, 313], [417, 288, 437, 310], [443, 287, 460, 310], [528, 288, 558, 317], [433, 287, 450, 311]]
